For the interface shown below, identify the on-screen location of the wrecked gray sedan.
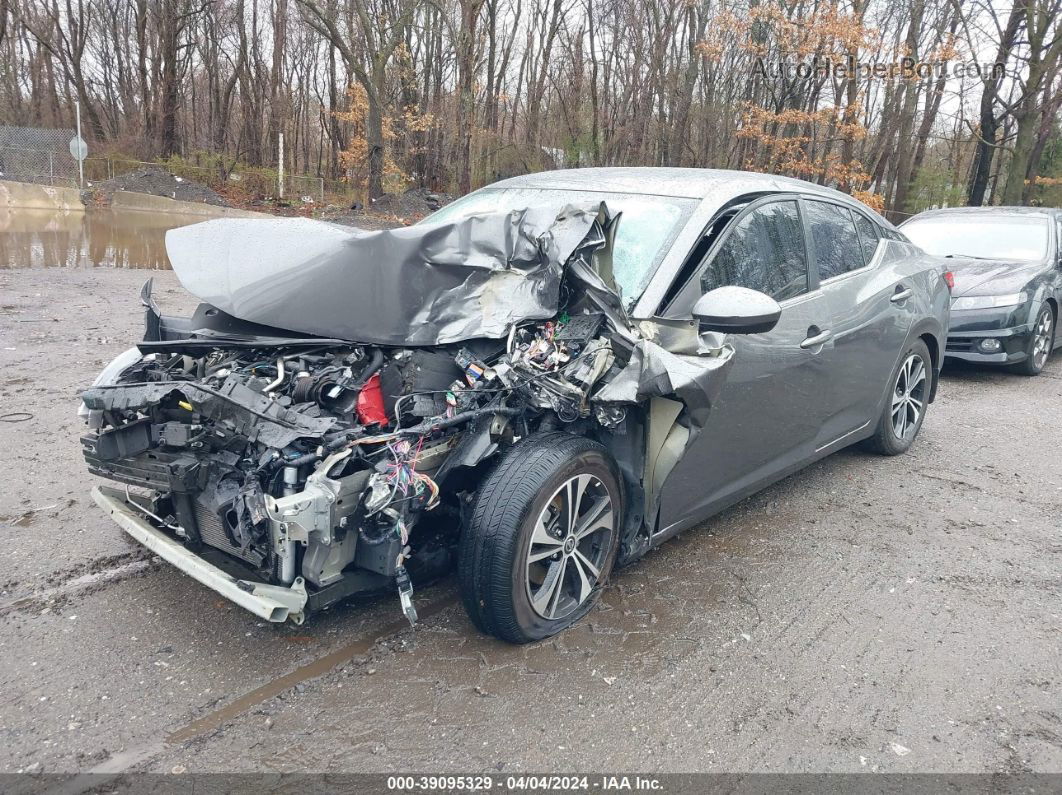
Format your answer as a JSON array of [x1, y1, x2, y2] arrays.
[[80, 168, 950, 643]]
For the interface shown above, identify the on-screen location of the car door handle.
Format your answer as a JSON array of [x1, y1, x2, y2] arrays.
[[800, 328, 832, 349], [891, 286, 913, 303]]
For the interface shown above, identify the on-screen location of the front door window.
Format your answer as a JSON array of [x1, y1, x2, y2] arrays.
[[699, 200, 809, 302]]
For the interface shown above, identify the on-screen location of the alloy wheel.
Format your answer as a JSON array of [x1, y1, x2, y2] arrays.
[[525, 474, 615, 621], [891, 353, 927, 440], [1032, 310, 1053, 371]]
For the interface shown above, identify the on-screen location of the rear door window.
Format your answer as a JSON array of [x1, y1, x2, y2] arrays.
[[805, 200, 864, 280], [853, 212, 881, 265]]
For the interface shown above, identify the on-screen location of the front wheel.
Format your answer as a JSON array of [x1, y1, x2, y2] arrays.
[[864, 339, 933, 456], [458, 433, 622, 643], [1013, 305, 1054, 376]]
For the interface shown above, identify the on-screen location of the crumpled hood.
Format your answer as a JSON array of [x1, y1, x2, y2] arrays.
[[163, 203, 737, 438], [946, 257, 1044, 297], [165, 205, 613, 347]]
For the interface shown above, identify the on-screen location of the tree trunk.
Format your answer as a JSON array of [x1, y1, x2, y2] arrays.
[[667, 2, 705, 168], [888, 0, 926, 220], [838, 0, 864, 194], [158, 2, 181, 157], [1023, 70, 1062, 200], [1001, 0, 1062, 204], [967, 0, 1025, 205], [455, 0, 483, 194], [366, 96, 384, 200], [586, 0, 600, 165]]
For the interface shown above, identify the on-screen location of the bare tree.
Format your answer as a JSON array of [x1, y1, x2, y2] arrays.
[[295, 0, 418, 198], [1001, 0, 1062, 203], [1, 0, 1060, 210]]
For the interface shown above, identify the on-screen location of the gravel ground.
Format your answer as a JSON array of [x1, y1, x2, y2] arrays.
[[0, 266, 1059, 777]]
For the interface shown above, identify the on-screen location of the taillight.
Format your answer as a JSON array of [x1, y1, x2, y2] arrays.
[[943, 271, 954, 291]]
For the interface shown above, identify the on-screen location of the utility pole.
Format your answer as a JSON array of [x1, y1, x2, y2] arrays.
[[75, 99, 84, 188], [278, 132, 284, 200]]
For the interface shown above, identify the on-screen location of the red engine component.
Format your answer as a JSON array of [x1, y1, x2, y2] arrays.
[[355, 372, 389, 427]]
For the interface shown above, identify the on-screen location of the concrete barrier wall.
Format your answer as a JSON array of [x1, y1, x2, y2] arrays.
[[109, 190, 269, 218], [0, 180, 83, 212], [0, 180, 271, 218]]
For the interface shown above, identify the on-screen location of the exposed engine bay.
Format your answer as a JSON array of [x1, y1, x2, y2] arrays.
[[83, 303, 635, 623], [80, 204, 734, 625]]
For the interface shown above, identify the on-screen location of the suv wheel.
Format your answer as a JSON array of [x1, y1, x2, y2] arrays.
[[865, 339, 932, 456], [458, 432, 622, 643]]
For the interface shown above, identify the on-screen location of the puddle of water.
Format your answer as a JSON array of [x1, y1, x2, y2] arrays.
[[0, 206, 208, 269]]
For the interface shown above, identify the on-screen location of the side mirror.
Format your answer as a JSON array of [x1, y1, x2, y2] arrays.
[[692, 286, 781, 335]]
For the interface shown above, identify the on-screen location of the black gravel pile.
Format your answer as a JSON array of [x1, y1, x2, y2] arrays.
[[92, 166, 230, 206]]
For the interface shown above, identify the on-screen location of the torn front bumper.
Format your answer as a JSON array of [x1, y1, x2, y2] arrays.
[[92, 485, 308, 624]]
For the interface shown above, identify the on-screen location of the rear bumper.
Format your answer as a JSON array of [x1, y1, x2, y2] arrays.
[[92, 485, 308, 623]]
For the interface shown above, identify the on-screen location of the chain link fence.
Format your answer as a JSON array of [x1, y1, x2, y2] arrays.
[[91, 157, 327, 203], [0, 126, 78, 187], [0, 127, 339, 203]]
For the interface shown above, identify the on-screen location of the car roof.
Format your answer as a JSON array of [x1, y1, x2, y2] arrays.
[[905, 206, 1061, 222], [488, 167, 865, 205]]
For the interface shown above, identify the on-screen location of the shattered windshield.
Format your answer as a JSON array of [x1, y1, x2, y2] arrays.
[[424, 187, 697, 306], [902, 215, 1050, 262]]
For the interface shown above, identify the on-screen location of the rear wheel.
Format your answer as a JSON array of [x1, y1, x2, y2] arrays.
[[865, 339, 932, 456], [458, 433, 622, 643], [1013, 305, 1054, 376]]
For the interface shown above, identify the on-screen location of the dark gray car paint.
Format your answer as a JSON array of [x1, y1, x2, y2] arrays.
[[657, 288, 837, 529], [164, 167, 949, 553], [440, 169, 948, 542], [581, 180, 948, 540], [165, 205, 610, 346]]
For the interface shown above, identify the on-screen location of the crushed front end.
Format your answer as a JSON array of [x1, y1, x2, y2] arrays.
[[82, 298, 629, 624], [79, 205, 733, 626]]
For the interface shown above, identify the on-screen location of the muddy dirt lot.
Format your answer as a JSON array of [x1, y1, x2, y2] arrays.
[[1, 266, 1060, 777]]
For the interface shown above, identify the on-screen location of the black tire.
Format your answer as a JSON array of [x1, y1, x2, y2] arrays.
[[458, 432, 622, 644], [864, 338, 933, 456], [1013, 305, 1054, 377]]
